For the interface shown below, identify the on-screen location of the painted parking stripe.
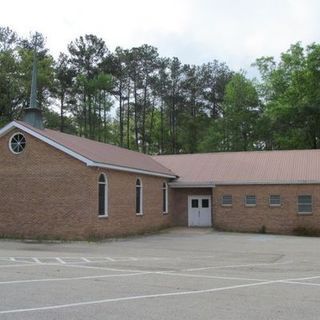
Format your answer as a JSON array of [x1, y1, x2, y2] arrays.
[[1, 272, 319, 315], [55, 258, 66, 264], [0, 271, 152, 285], [105, 257, 116, 262], [184, 260, 293, 272], [283, 281, 320, 287], [0, 263, 42, 268], [159, 271, 270, 282], [0, 280, 279, 315], [54, 262, 155, 273]]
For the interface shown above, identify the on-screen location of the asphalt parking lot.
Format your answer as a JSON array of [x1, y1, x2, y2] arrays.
[[0, 228, 319, 320]]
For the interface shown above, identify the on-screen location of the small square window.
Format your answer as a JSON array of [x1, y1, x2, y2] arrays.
[[298, 195, 312, 214], [191, 199, 199, 208], [245, 195, 256, 206], [222, 195, 232, 206], [269, 195, 281, 206], [202, 199, 209, 208]]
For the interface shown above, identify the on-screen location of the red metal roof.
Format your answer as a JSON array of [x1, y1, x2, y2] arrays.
[[6, 121, 320, 184], [153, 150, 320, 185], [15, 121, 176, 177]]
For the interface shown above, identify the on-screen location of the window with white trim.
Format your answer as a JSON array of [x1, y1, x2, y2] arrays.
[[269, 195, 281, 206], [136, 178, 143, 214], [245, 195, 256, 206], [298, 195, 312, 214], [162, 182, 168, 213], [98, 174, 108, 217], [9, 132, 26, 154], [221, 195, 233, 206]]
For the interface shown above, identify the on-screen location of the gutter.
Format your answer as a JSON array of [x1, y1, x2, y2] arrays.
[[169, 181, 215, 188]]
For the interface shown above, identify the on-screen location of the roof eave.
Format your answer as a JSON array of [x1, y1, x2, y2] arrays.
[[214, 180, 320, 185], [0, 121, 177, 179], [169, 179, 320, 188], [169, 181, 215, 188], [87, 162, 177, 178]]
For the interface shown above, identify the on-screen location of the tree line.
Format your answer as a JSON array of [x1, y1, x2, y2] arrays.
[[1, 26, 320, 154]]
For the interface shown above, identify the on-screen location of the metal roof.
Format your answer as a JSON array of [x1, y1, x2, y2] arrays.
[[153, 150, 320, 185], [3, 120, 320, 185], [0, 121, 176, 178]]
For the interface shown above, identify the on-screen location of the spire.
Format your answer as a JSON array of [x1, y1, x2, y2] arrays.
[[29, 46, 38, 109], [23, 32, 44, 129]]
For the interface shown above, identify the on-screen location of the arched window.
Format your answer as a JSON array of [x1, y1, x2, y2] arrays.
[[162, 182, 168, 213], [136, 178, 143, 214], [98, 174, 108, 216]]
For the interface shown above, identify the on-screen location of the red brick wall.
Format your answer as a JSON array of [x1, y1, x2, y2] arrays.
[[170, 188, 212, 226], [213, 185, 320, 234], [0, 129, 172, 239]]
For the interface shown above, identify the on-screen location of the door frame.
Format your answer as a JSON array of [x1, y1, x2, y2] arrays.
[[187, 195, 212, 227]]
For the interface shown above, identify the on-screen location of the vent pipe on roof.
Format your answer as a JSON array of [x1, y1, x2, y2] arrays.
[[23, 33, 44, 130]]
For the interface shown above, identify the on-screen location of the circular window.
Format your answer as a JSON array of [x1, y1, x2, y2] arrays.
[[9, 133, 26, 154]]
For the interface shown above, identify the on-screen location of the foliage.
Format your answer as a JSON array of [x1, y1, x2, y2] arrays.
[[1, 26, 320, 154], [254, 42, 320, 149]]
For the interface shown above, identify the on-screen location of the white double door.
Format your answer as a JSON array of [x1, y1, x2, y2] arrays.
[[188, 196, 212, 227]]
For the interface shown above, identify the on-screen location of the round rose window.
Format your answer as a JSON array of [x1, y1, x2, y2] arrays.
[[9, 133, 26, 154]]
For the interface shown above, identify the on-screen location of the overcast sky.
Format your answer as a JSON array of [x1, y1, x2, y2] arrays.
[[1, 0, 320, 75]]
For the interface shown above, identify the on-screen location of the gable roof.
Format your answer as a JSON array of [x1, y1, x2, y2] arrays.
[[153, 150, 320, 186], [0, 121, 176, 178]]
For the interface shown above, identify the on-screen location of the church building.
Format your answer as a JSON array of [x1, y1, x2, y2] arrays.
[[1, 55, 320, 239]]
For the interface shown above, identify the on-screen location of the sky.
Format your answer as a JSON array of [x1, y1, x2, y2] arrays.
[[1, 0, 320, 75]]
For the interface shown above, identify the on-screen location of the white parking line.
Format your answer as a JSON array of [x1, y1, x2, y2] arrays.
[[7, 275, 320, 315], [55, 262, 153, 273], [0, 280, 279, 315], [284, 275, 320, 282], [283, 281, 320, 287], [55, 258, 66, 264], [0, 271, 152, 285], [0, 258, 41, 265], [0, 260, 318, 314], [0, 263, 41, 268], [105, 257, 116, 262], [184, 260, 293, 272], [159, 271, 269, 282]]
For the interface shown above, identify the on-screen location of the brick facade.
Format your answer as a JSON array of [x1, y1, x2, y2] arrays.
[[170, 188, 212, 226], [2, 127, 320, 239], [213, 185, 320, 234], [167, 185, 320, 235], [0, 129, 172, 240]]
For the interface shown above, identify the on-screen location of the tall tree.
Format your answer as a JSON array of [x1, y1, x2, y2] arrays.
[[201, 73, 259, 151], [255, 42, 320, 149], [68, 34, 109, 138], [53, 53, 75, 132]]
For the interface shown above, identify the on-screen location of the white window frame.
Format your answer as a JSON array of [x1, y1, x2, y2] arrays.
[[245, 195, 256, 207], [9, 132, 27, 154], [297, 195, 313, 214], [162, 182, 169, 214], [269, 194, 281, 207], [221, 194, 233, 207], [136, 178, 143, 215], [98, 173, 108, 218]]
